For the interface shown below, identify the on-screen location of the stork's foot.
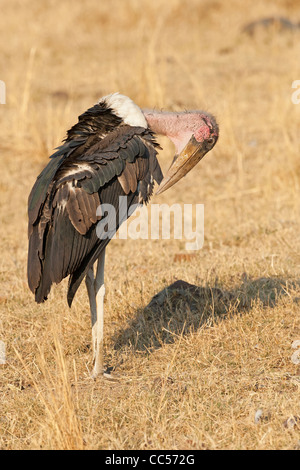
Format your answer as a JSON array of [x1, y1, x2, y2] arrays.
[[91, 366, 119, 381], [90, 367, 104, 380], [103, 369, 119, 381]]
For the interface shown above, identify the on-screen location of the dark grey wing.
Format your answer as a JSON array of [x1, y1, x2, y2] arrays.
[[27, 125, 163, 306]]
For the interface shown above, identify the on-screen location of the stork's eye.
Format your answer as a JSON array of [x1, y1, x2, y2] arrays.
[[207, 137, 215, 145]]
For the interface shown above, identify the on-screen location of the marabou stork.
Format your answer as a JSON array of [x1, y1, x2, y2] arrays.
[[27, 93, 218, 378]]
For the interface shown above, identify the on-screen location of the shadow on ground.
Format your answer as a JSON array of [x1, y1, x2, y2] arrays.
[[113, 277, 300, 353]]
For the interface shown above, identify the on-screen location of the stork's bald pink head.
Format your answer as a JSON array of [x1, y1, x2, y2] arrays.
[[194, 114, 219, 142], [143, 110, 219, 194]]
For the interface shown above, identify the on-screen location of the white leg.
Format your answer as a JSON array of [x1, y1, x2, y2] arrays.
[[85, 267, 97, 362], [91, 249, 106, 378]]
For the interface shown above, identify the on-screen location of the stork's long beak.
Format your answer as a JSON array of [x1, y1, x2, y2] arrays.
[[156, 135, 217, 195]]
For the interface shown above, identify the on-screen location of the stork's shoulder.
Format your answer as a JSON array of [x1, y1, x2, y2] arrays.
[[28, 94, 159, 227], [52, 93, 148, 160]]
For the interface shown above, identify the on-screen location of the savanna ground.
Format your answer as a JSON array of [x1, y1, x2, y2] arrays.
[[0, 0, 300, 450]]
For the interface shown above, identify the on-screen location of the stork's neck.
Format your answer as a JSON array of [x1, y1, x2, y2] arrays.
[[143, 110, 213, 154]]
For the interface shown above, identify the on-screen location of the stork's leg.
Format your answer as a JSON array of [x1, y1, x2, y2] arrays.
[[86, 249, 106, 379], [85, 267, 97, 363], [93, 249, 106, 378]]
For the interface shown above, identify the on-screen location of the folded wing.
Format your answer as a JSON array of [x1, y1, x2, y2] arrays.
[[27, 125, 163, 305]]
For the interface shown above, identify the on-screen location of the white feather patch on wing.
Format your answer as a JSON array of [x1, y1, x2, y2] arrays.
[[60, 163, 94, 180]]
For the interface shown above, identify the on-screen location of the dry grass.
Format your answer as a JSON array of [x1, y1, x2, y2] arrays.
[[0, 0, 300, 450]]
